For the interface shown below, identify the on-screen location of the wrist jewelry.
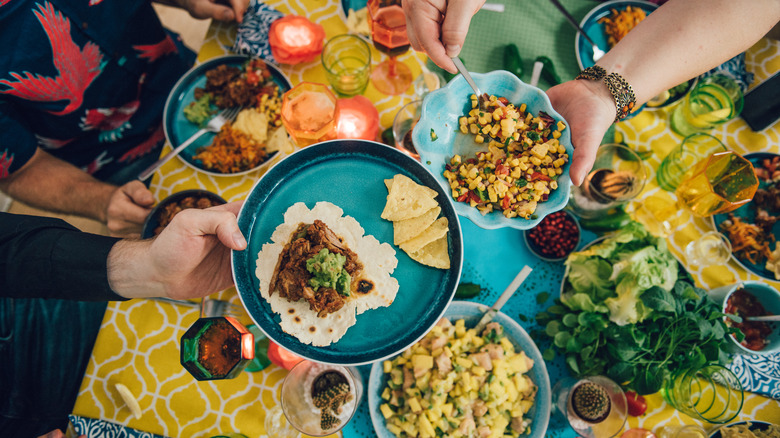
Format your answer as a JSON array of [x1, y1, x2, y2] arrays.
[[576, 66, 637, 123]]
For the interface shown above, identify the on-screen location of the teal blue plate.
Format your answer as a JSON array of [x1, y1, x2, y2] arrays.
[[414, 70, 573, 230], [231, 140, 463, 365], [367, 300, 551, 438], [575, 0, 658, 71], [162, 54, 291, 176], [712, 152, 780, 282]]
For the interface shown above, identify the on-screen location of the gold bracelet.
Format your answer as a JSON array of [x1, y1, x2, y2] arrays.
[[576, 66, 636, 123]]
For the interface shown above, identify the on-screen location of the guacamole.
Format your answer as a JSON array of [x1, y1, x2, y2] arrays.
[[183, 94, 214, 126], [306, 248, 351, 296]]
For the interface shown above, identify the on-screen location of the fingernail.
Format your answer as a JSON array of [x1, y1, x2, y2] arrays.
[[233, 232, 246, 248], [223, 10, 234, 21], [445, 45, 460, 57]]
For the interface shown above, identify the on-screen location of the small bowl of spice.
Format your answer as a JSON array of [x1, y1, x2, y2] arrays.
[[709, 281, 780, 355], [523, 210, 581, 262]]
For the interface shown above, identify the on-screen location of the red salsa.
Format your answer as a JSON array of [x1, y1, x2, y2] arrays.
[[725, 289, 773, 351]]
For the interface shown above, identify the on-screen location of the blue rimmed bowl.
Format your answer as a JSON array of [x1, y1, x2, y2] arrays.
[[367, 300, 551, 438], [413, 70, 573, 230]]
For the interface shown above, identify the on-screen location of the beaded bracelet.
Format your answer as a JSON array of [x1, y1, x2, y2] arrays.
[[576, 66, 637, 123]]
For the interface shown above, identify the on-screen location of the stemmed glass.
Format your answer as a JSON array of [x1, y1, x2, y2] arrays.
[[367, 0, 413, 95]]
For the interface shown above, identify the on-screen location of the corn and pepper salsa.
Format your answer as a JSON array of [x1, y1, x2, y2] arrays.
[[443, 94, 569, 219]]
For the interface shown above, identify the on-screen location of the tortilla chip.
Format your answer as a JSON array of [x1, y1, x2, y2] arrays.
[[384, 175, 438, 198], [399, 217, 448, 254], [393, 206, 441, 245], [407, 235, 450, 269], [266, 126, 295, 154], [381, 174, 439, 221]]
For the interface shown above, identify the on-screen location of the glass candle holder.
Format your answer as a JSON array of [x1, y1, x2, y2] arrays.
[[335, 95, 379, 140], [552, 375, 628, 438], [180, 316, 254, 381], [281, 82, 338, 147], [392, 99, 421, 160], [281, 361, 363, 436], [268, 15, 326, 65]]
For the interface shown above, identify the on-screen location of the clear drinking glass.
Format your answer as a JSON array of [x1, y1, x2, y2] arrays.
[[660, 364, 744, 424], [321, 34, 371, 97], [552, 375, 628, 438], [281, 361, 363, 436], [656, 133, 727, 192], [280, 82, 338, 147], [392, 99, 421, 160], [670, 74, 744, 137], [685, 231, 732, 267], [569, 143, 647, 219]]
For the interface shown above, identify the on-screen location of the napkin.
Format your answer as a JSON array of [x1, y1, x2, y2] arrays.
[[727, 352, 780, 400], [69, 415, 169, 438], [232, 0, 284, 61]]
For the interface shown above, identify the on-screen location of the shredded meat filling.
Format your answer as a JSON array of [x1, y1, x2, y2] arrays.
[[269, 220, 364, 317]]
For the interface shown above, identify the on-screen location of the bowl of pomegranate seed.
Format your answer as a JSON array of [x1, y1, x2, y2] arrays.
[[523, 210, 581, 262]]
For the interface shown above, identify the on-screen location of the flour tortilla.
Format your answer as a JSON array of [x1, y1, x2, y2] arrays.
[[393, 206, 441, 245], [255, 202, 399, 346], [381, 174, 439, 221]]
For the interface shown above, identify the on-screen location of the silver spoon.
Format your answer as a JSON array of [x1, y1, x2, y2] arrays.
[[548, 0, 605, 61], [451, 56, 484, 103], [745, 315, 780, 322]]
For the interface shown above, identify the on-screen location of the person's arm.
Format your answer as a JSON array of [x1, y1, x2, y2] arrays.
[[153, 0, 250, 23], [0, 148, 155, 236], [0, 202, 247, 301], [548, 0, 780, 185]]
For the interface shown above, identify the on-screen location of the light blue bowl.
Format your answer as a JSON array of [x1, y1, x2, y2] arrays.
[[413, 70, 573, 230], [367, 300, 551, 438], [708, 281, 780, 356]]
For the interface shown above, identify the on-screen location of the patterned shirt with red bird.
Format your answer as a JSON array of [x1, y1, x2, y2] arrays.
[[0, 0, 192, 182]]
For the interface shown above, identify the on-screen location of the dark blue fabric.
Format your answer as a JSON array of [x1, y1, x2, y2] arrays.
[[0, 0, 194, 183]]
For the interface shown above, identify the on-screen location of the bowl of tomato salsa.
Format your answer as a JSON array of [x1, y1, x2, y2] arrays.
[[709, 281, 780, 355]]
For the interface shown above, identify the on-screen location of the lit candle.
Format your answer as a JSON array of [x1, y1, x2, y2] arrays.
[[268, 16, 325, 65], [336, 96, 379, 141], [267, 340, 305, 370]]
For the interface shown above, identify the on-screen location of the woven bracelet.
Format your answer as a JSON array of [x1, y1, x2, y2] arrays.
[[576, 66, 637, 123]]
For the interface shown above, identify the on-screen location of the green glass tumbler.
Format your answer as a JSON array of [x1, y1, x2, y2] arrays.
[[660, 364, 743, 424], [181, 316, 254, 381]]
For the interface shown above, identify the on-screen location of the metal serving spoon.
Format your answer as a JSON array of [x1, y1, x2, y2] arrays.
[[547, 0, 605, 62]]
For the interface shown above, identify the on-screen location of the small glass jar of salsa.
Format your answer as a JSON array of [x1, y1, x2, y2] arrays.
[[725, 289, 772, 351]]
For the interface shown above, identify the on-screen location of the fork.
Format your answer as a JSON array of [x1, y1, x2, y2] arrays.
[[150, 296, 243, 318], [547, 0, 605, 62], [138, 106, 242, 181]]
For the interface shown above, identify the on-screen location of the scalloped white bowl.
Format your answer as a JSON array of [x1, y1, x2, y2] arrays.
[[412, 70, 573, 230]]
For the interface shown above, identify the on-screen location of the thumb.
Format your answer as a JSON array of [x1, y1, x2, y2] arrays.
[[123, 181, 155, 206], [190, 209, 247, 250], [440, 0, 483, 57]]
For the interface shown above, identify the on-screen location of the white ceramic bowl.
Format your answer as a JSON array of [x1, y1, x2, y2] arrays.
[[709, 281, 780, 355]]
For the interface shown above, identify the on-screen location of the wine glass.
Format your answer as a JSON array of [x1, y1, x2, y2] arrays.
[[367, 0, 413, 95]]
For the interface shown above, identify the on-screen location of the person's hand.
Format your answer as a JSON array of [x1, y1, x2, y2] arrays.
[[176, 0, 250, 23], [105, 180, 155, 238], [546, 79, 616, 186], [107, 201, 248, 300], [403, 0, 484, 73]]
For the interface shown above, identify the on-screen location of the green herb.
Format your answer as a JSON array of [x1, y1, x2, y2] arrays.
[[430, 128, 438, 141], [477, 189, 488, 202], [527, 131, 541, 141], [455, 282, 481, 298], [453, 364, 464, 373], [517, 313, 529, 322], [536, 292, 550, 304], [488, 374, 496, 383], [515, 179, 528, 188], [484, 328, 504, 344]]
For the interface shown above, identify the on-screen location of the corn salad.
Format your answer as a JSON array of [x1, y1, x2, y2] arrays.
[[444, 94, 569, 219], [379, 319, 537, 438]]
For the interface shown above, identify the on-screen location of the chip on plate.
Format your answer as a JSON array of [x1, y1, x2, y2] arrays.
[[393, 206, 441, 245], [399, 217, 449, 254], [380, 174, 438, 221], [408, 235, 450, 269]]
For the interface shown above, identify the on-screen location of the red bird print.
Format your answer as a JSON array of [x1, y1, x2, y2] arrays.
[[0, 149, 14, 179], [35, 135, 76, 150], [0, 0, 12, 7], [133, 35, 178, 63], [0, 2, 104, 116], [119, 124, 165, 163], [81, 100, 140, 142], [83, 150, 112, 175]]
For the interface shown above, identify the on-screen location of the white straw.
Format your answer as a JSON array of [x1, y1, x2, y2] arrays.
[[481, 3, 506, 13], [529, 61, 544, 87]]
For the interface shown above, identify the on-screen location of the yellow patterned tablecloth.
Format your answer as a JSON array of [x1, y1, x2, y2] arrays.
[[73, 2, 780, 436]]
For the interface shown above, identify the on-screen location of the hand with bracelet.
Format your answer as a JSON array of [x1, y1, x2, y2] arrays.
[[403, 0, 780, 186]]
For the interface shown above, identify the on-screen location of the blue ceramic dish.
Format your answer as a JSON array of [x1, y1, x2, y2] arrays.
[[575, 0, 658, 71], [367, 300, 551, 438], [712, 152, 780, 282], [413, 70, 573, 230], [141, 189, 226, 239], [231, 140, 463, 365], [162, 54, 292, 177], [709, 421, 778, 438]]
